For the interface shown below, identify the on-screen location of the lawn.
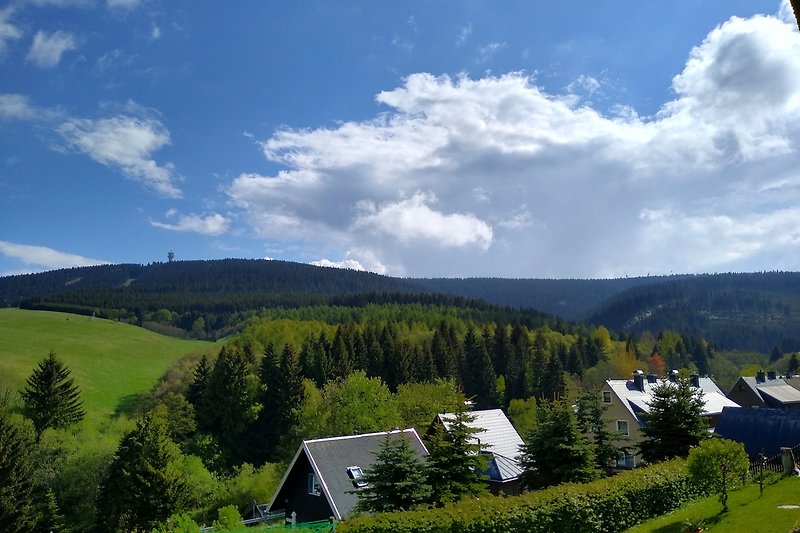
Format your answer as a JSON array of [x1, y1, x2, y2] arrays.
[[626, 475, 800, 533], [0, 308, 216, 423]]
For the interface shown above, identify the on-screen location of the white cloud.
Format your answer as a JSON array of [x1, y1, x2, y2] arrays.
[[0, 7, 22, 58], [354, 192, 493, 250], [229, 9, 800, 277], [107, 0, 142, 10], [150, 23, 161, 40], [27, 0, 93, 7], [476, 41, 505, 64], [455, 23, 472, 46], [26, 30, 79, 68], [150, 213, 229, 236], [0, 94, 40, 120], [310, 258, 365, 271], [57, 111, 181, 197], [0, 241, 109, 271]]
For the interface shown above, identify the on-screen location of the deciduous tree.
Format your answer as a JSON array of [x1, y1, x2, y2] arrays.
[[687, 438, 749, 512]]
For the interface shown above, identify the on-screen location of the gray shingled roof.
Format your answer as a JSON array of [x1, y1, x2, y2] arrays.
[[269, 429, 428, 520]]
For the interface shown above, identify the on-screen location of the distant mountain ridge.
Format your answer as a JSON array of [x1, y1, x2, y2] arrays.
[[3, 261, 800, 352]]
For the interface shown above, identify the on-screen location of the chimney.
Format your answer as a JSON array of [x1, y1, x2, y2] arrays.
[[767, 370, 777, 381], [690, 373, 700, 388], [632, 369, 645, 392], [669, 369, 679, 383], [756, 370, 766, 383], [647, 373, 657, 384]]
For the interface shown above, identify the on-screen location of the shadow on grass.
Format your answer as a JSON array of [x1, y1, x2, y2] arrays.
[[114, 393, 148, 417], [650, 510, 726, 533]]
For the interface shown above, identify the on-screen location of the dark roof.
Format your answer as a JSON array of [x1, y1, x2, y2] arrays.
[[714, 406, 800, 458], [269, 428, 428, 520]]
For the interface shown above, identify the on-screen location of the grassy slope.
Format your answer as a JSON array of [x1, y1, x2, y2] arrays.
[[626, 476, 800, 533], [0, 308, 214, 423]]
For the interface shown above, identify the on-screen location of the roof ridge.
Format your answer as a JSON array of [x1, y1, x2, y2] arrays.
[[303, 428, 417, 445]]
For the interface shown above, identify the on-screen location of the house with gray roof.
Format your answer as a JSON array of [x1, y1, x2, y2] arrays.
[[267, 429, 428, 523], [433, 408, 525, 494], [727, 371, 800, 409], [601, 370, 739, 468]]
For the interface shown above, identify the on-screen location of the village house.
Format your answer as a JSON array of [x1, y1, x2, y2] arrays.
[[727, 370, 800, 409], [267, 428, 428, 523], [714, 406, 800, 459], [432, 408, 526, 494], [601, 370, 739, 468]]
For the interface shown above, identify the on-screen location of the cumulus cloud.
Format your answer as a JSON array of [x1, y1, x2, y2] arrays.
[[57, 110, 181, 197], [150, 213, 229, 236], [229, 9, 800, 277], [26, 30, 79, 68], [0, 241, 109, 272]]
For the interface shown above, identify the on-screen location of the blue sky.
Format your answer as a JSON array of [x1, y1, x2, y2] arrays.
[[1, 0, 799, 278]]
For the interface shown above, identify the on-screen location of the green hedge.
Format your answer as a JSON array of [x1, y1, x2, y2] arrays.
[[338, 460, 702, 533]]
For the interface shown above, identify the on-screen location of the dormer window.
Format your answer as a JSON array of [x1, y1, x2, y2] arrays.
[[347, 466, 367, 488]]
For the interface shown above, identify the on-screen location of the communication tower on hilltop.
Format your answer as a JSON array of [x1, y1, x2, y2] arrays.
[[167, 250, 175, 263]]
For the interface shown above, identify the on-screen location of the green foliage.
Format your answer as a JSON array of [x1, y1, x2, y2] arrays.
[[322, 371, 399, 436], [507, 396, 537, 441], [0, 412, 63, 532], [426, 406, 486, 505], [687, 438, 749, 513], [21, 351, 85, 438], [395, 380, 464, 431], [519, 399, 599, 489], [212, 504, 242, 531], [96, 407, 187, 532], [356, 432, 431, 513], [213, 462, 283, 518], [575, 391, 627, 474], [338, 459, 702, 533], [639, 378, 707, 463], [151, 512, 200, 533]]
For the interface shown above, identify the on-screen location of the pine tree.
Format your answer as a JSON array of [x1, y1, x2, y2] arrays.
[[463, 328, 499, 409], [519, 400, 599, 490], [425, 406, 486, 504], [639, 378, 707, 463], [96, 407, 187, 533], [21, 351, 85, 438], [575, 391, 627, 475], [355, 432, 431, 512]]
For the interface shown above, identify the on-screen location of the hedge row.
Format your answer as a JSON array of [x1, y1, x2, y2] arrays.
[[338, 459, 702, 533]]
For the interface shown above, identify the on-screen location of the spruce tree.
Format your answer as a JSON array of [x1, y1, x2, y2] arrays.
[[21, 351, 85, 438], [0, 413, 63, 532], [575, 391, 627, 475], [96, 407, 187, 532], [425, 406, 486, 504], [355, 432, 431, 512], [519, 400, 599, 490], [639, 378, 707, 463]]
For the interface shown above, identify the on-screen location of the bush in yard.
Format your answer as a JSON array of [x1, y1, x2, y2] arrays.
[[687, 438, 749, 512], [212, 504, 241, 531]]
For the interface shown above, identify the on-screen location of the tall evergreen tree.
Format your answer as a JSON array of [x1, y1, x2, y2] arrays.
[[639, 378, 707, 463], [355, 432, 431, 513], [96, 408, 187, 533], [0, 413, 63, 532], [463, 328, 499, 409], [426, 406, 486, 505], [21, 351, 85, 438], [575, 391, 626, 475], [519, 400, 599, 490], [540, 351, 566, 401]]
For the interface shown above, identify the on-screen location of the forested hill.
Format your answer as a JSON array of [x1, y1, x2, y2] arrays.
[[0, 259, 426, 305], [414, 276, 678, 320], [586, 272, 800, 352]]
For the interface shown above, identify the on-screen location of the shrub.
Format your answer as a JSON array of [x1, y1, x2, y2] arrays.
[[687, 438, 749, 512], [338, 459, 702, 533], [212, 504, 241, 531]]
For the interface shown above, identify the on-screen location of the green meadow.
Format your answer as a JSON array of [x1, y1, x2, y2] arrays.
[[0, 308, 215, 423], [626, 475, 800, 533]]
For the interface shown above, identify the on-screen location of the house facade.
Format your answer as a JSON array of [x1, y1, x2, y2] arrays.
[[601, 370, 739, 468], [267, 428, 428, 523]]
